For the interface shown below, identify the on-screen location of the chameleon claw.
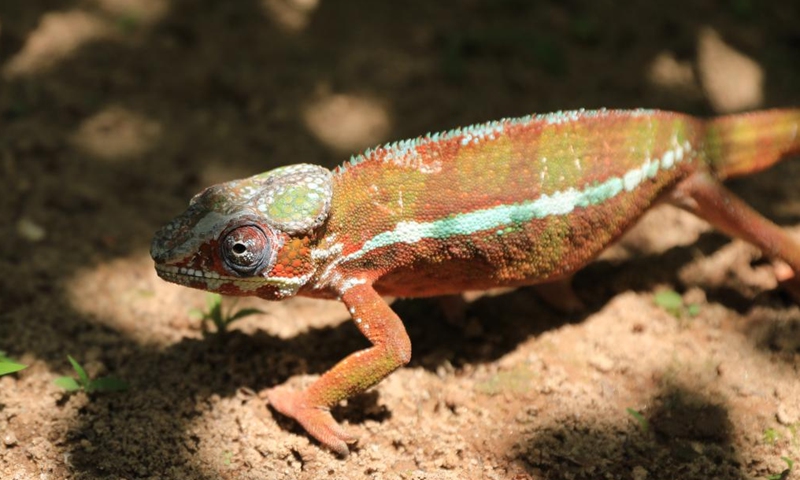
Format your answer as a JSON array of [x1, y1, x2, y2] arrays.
[[266, 386, 358, 456], [773, 261, 800, 303]]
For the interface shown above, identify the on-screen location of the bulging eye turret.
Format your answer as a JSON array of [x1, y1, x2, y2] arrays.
[[221, 225, 272, 275]]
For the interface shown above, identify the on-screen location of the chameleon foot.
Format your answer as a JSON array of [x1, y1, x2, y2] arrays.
[[267, 386, 358, 456]]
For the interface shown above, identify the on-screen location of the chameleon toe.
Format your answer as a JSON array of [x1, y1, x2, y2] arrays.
[[267, 387, 357, 456]]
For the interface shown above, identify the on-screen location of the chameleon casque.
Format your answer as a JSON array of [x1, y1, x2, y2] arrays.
[[151, 108, 800, 455]]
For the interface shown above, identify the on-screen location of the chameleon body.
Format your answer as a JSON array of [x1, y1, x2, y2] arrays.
[[151, 108, 800, 455]]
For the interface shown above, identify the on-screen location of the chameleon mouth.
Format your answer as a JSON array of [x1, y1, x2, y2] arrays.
[[154, 264, 311, 296], [154, 265, 270, 292], [155, 264, 221, 280], [154, 264, 229, 290]]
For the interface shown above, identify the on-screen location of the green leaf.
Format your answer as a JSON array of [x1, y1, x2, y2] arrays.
[[654, 290, 682, 310], [626, 407, 650, 433], [764, 427, 780, 445], [768, 457, 795, 480], [88, 377, 129, 392], [227, 308, 265, 323], [188, 308, 205, 320], [206, 293, 222, 310], [54, 376, 82, 391], [0, 362, 28, 376], [67, 355, 90, 387]]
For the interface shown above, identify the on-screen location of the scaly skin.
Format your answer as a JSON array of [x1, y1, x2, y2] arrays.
[[151, 108, 800, 455]]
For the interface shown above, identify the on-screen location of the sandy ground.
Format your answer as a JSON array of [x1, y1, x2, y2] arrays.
[[1, 1, 799, 479]]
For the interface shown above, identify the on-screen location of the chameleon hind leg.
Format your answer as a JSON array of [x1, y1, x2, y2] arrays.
[[267, 282, 411, 455], [670, 171, 800, 297]]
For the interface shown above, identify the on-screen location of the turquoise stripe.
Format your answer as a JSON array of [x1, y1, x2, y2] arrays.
[[343, 141, 688, 262], [345, 172, 624, 262]]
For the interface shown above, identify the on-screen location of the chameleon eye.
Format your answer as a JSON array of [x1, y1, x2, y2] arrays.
[[221, 225, 271, 275]]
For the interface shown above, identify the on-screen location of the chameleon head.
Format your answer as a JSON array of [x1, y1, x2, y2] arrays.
[[150, 164, 333, 300]]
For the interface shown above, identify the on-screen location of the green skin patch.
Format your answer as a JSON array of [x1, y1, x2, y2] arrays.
[[254, 164, 333, 234], [267, 185, 324, 225]]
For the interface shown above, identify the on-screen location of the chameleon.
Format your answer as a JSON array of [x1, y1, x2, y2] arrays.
[[151, 108, 800, 455]]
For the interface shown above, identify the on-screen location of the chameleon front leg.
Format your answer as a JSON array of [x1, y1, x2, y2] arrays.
[[267, 282, 412, 455], [671, 171, 800, 296]]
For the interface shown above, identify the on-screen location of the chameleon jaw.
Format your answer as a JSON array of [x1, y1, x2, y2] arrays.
[[154, 264, 312, 298], [154, 264, 226, 290]]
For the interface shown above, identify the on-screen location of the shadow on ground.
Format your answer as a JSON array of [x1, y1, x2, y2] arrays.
[[517, 385, 749, 479]]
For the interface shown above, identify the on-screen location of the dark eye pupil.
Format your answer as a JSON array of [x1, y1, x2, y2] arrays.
[[221, 225, 271, 275]]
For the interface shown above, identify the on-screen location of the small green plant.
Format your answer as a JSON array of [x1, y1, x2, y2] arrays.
[[654, 290, 701, 319], [0, 351, 27, 376], [626, 407, 650, 433], [767, 457, 794, 480], [54, 355, 128, 393], [190, 293, 264, 335], [763, 427, 781, 445]]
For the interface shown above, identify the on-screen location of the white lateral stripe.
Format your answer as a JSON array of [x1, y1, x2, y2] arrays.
[[342, 144, 691, 263]]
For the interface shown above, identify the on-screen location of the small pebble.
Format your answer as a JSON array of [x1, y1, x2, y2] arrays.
[[16, 217, 46, 242], [80, 439, 96, 452], [632, 465, 649, 480], [589, 353, 615, 373], [3, 431, 18, 447]]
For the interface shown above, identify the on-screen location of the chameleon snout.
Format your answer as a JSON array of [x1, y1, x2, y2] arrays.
[[150, 222, 181, 264]]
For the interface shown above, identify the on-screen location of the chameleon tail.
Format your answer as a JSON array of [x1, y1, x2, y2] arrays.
[[705, 109, 800, 180]]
